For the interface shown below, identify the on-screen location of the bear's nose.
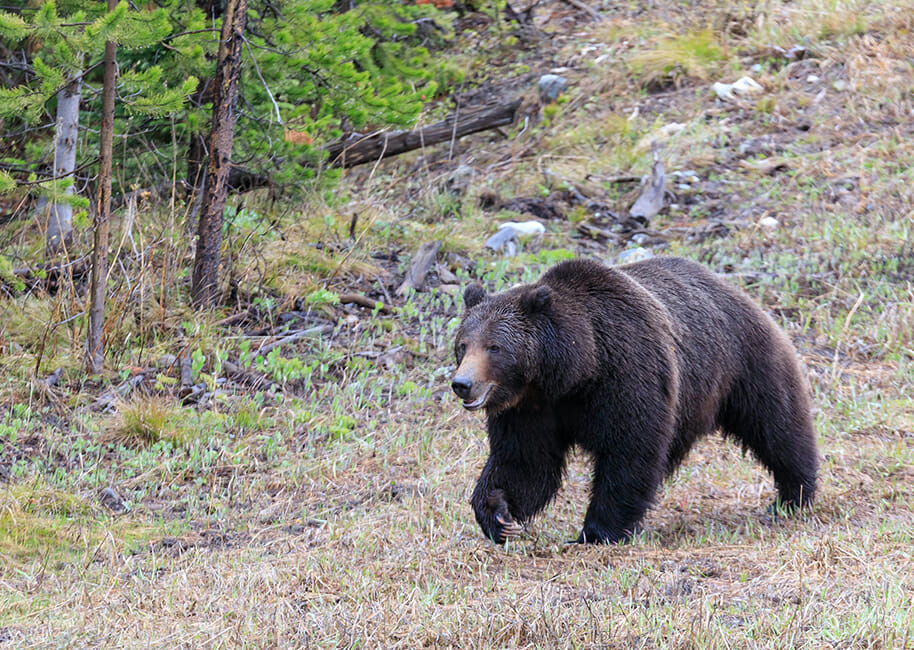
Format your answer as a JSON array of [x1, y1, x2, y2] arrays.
[[451, 377, 473, 400]]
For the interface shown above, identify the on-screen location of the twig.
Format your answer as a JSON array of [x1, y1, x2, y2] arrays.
[[338, 293, 393, 314], [91, 373, 148, 412], [213, 309, 253, 327], [586, 173, 642, 185], [222, 360, 275, 392], [255, 325, 332, 358]]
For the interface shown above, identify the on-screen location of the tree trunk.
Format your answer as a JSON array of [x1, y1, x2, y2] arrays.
[[86, 1, 117, 374], [46, 72, 81, 257], [185, 0, 221, 234], [191, 0, 248, 309]]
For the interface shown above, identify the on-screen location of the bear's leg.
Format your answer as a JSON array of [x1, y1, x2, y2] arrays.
[[471, 423, 569, 544], [576, 453, 664, 544], [718, 376, 818, 512]]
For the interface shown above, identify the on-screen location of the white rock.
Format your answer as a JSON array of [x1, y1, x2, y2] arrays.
[[713, 76, 764, 102], [732, 76, 764, 94], [485, 221, 544, 255], [499, 221, 545, 237], [656, 122, 686, 138], [758, 216, 779, 229]]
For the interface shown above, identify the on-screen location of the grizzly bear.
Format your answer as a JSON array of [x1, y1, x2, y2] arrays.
[[451, 257, 818, 544]]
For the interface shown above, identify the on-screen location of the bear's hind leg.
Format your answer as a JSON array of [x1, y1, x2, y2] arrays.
[[718, 375, 818, 512]]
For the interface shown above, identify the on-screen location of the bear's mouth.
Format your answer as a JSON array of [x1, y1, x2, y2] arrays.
[[462, 385, 492, 411]]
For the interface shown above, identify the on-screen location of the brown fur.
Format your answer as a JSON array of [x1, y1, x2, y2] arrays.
[[452, 257, 818, 544]]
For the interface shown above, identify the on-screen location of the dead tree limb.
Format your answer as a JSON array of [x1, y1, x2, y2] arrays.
[[326, 99, 522, 168], [397, 240, 442, 296], [559, 0, 601, 21]]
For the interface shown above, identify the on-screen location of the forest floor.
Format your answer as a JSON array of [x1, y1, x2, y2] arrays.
[[1, 0, 913, 647]]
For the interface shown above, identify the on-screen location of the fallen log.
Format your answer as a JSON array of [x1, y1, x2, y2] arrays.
[[326, 99, 522, 168]]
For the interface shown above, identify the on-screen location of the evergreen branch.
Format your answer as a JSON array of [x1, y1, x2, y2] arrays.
[[1, 158, 98, 185], [159, 27, 219, 43], [0, 9, 29, 40], [84, 1, 127, 42], [0, 170, 15, 193]]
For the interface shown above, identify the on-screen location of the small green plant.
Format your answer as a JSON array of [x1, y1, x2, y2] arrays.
[[327, 414, 357, 440], [305, 288, 340, 307], [259, 348, 309, 384]]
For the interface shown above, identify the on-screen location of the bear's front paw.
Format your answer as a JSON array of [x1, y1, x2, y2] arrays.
[[475, 489, 523, 544]]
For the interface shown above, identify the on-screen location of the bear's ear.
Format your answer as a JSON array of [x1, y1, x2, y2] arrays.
[[464, 283, 487, 309], [521, 285, 551, 314]]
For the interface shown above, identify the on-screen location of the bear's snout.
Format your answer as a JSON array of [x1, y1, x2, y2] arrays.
[[452, 347, 494, 410], [450, 371, 493, 411], [451, 376, 473, 400]]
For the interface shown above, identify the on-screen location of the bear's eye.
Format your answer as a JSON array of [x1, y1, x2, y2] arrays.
[[456, 342, 466, 357], [487, 344, 500, 354]]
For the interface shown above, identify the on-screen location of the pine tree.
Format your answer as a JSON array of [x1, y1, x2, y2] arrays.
[[1, 0, 456, 317], [0, 1, 197, 235], [0, 1, 197, 372]]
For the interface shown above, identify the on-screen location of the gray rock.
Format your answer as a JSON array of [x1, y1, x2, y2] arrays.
[[156, 354, 178, 369], [444, 165, 475, 195], [617, 247, 653, 264], [99, 487, 128, 514], [484, 226, 518, 255], [538, 74, 569, 102]]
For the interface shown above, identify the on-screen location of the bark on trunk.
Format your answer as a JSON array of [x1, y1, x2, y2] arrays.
[[191, 0, 248, 309], [185, 0, 221, 234], [325, 99, 521, 168], [46, 73, 81, 257], [85, 2, 117, 374]]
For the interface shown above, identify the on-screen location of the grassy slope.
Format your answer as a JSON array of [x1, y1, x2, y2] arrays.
[[2, 0, 914, 647]]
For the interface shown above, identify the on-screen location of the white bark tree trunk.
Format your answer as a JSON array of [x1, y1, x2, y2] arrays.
[[46, 73, 81, 257]]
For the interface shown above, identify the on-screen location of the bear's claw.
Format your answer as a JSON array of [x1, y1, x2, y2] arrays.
[[476, 488, 524, 543], [496, 514, 523, 540]]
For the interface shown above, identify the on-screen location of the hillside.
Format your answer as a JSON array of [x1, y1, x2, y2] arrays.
[[1, 0, 912, 646]]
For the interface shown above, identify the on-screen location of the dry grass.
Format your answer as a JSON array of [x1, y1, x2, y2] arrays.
[[2, 422, 912, 647], [2, 0, 914, 646], [630, 28, 729, 88]]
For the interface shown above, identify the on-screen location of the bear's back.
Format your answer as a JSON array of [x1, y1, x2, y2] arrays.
[[618, 256, 774, 352]]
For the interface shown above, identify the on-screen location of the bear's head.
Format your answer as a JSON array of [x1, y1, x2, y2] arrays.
[[451, 282, 555, 414]]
